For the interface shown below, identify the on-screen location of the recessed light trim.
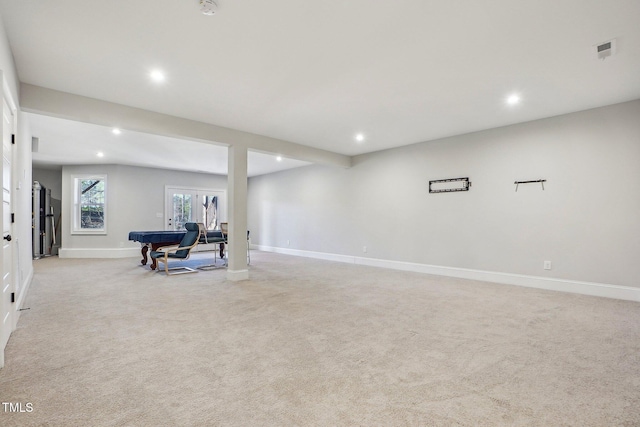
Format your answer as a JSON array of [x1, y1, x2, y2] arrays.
[[276, 156, 283, 162], [97, 152, 104, 158], [112, 128, 121, 135], [355, 133, 365, 142]]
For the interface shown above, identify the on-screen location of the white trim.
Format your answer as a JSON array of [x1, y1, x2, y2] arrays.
[[253, 245, 640, 302], [227, 269, 249, 281], [2, 77, 17, 114], [1, 75, 16, 369], [59, 247, 140, 259], [14, 267, 33, 323], [71, 174, 107, 235], [252, 244, 351, 263]]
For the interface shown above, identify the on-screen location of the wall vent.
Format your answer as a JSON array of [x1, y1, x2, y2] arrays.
[[595, 39, 617, 60]]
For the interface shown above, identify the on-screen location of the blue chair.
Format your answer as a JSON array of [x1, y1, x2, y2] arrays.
[[150, 222, 202, 275]]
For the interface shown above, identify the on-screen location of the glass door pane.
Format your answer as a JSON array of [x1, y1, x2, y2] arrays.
[[166, 187, 225, 231], [200, 194, 219, 231], [167, 191, 195, 230]]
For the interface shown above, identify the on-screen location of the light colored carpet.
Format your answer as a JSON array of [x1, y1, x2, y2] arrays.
[[1, 251, 639, 426]]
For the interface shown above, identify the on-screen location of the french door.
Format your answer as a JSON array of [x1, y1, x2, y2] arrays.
[[165, 186, 226, 231]]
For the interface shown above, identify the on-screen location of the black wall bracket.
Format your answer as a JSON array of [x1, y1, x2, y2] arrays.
[[515, 179, 546, 191]]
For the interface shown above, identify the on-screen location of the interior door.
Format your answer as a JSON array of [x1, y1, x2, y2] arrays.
[[1, 97, 14, 368]]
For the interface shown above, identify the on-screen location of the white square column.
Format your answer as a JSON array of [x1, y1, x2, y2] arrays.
[[226, 144, 249, 281]]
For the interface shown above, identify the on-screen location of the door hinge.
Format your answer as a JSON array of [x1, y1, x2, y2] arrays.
[[11, 292, 15, 303], [11, 134, 15, 144], [11, 213, 15, 223]]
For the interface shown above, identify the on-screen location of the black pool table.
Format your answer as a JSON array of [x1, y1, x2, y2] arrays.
[[128, 229, 226, 270]]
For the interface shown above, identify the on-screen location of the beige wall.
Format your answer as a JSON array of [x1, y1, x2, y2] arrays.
[[60, 164, 227, 252], [248, 100, 640, 289]]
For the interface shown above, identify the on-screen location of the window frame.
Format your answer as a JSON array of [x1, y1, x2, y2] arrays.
[[71, 174, 108, 235]]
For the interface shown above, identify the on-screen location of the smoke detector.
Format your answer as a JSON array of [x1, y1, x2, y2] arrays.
[[595, 39, 617, 60], [200, 0, 218, 15]]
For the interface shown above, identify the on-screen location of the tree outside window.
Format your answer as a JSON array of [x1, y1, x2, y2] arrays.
[[172, 193, 192, 231], [73, 175, 107, 233]]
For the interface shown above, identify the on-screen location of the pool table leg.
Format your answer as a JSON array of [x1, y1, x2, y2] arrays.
[[149, 242, 179, 270], [141, 244, 149, 265], [140, 243, 162, 270]]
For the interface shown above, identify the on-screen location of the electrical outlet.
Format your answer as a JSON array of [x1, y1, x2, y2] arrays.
[[544, 261, 552, 270], [363, 246, 367, 253]]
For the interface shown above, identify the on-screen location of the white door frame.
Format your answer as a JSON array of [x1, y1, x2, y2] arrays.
[[0, 76, 17, 369], [164, 185, 227, 231]]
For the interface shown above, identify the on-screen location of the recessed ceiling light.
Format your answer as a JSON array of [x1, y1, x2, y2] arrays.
[[355, 133, 365, 142], [112, 128, 121, 135], [97, 152, 104, 158], [150, 70, 166, 83], [276, 156, 283, 162], [506, 94, 521, 106]]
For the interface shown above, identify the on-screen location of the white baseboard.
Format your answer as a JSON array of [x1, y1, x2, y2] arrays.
[[227, 269, 249, 281], [59, 247, 141, 259], [253, 245, 640, 302], [14, 266, 34, 325]]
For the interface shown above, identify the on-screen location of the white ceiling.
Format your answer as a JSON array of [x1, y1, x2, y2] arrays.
[[1, 0, 639, 171], [28, 113, 310, 176]]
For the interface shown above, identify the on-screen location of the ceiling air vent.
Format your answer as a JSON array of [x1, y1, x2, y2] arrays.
[[595, 39, 617, 60]]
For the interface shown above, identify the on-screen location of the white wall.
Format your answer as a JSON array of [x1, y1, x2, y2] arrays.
[[248, 100, 640, 291], [60, 164, 227, 256], [0, 16, 18, 105]]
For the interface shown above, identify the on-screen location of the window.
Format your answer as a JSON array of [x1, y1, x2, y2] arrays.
[[73, 175, 107, 234]]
